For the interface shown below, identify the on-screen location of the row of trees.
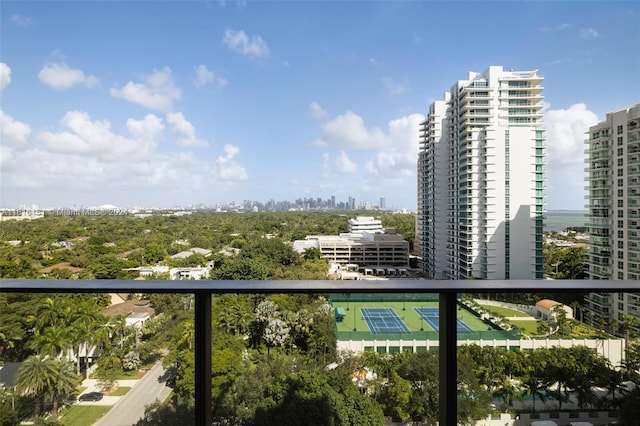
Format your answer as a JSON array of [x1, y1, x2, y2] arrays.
[[136, 290, 640, 425], [0, 211, 414, 277], [0, 293, 147, 424]]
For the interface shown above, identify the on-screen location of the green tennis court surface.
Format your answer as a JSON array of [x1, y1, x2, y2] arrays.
[[330, 294, 518, 340]]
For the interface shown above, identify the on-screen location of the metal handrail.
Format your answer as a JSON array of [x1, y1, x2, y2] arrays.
[[2, 279, 639, 425]]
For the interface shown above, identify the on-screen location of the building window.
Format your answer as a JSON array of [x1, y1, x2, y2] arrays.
[[618, 158, 624, 166], [617, 125, 624, 134], [618, 251, 624, 259], [618, 210, 624, 218], [618, 199, 624, 208], [618, 230, 624, 238], [619, 220, 624, 228], [618, 168, 624, 176], [618, 272, 624, 279], [618, 137, 624, 145], [618, 241, 624, 249], [618, 189, 624, 197], [618, 179, 624, 187], [618, 261, 624, 269]]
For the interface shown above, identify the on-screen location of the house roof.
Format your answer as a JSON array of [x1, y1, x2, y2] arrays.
[[0, 362, 22, 388], [536, 299, 561, 310], [171, 248, 212, 259], [101, 299, 155, 317]]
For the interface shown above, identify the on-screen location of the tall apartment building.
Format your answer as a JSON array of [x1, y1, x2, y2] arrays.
[[417, 66, 545, 279], [585, 104, 640, 331]]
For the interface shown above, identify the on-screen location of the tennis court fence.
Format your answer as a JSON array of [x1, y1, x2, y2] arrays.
[[330, 292, 441, 303]]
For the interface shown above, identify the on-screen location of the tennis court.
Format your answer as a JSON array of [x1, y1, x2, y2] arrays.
[[414, 307, 473, 333], [331, 294, 520, 343], [361, 308, 411, 334]]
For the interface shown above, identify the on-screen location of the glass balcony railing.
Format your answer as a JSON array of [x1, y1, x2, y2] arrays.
[[1, 278, 638, 425]]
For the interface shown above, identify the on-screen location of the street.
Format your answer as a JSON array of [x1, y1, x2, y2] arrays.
[[91, 361, 173, 426]]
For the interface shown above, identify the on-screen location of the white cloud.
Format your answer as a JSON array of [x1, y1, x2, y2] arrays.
[[365, 113, 424, 175], [0, 63, 11, 90], [1, 112, 249, 202], [0, 110, 32, 148], [382, 77, 409, 95], [321, 151, 359, 178], [127, 114, 165, 144], [194, 65, 214, 87], [335, 151, 358, 174], [0, 110, 32, 167], [214, 144, 248, 181], [218, 0, 247, 8], [580, 27, 599, 39], [223, 29, 270, 58], [540, 23, 572, 33], [539, 23, 598, 40], [545, 103, 599, 166], [166, 112, 210, 147], [193, 65, 227, 88], [39, 111, 158, 161], [312, 111, 424, 189], [10, 14, 32, 26], [38, 62, 99, 90], [111, 67, 181, 111], [314, 111, 386, 149], [309, 102, 328, 120], [544, 103, 600, 208]]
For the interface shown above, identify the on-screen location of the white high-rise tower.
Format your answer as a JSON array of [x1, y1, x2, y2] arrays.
[[417, 66, 545, 279]]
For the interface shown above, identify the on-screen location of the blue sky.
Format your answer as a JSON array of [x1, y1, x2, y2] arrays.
[[1, 1, 639, 210]]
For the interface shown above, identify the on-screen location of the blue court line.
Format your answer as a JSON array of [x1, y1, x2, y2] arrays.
[[361, 308, 411, 334], [414, 308, 474, 333]]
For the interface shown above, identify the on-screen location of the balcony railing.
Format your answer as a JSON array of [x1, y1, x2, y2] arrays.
[[1, 279, 639, 425]]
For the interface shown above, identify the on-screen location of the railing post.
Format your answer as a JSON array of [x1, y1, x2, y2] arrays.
[[195, 292, 212, 425], [439, 292, 457, 425]]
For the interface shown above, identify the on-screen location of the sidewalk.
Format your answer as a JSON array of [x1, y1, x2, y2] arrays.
[[77, 377, 140, 406]]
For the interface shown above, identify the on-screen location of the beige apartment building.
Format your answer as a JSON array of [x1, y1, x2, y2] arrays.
[[585, 103, 640, 332]]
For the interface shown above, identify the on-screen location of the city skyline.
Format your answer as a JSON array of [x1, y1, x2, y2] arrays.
[[1, 1, 639, 210]]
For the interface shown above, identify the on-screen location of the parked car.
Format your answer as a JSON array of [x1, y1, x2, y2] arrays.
[[79, 391, 103, 402]]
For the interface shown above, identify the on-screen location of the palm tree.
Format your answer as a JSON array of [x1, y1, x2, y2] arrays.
[[620, 315, 639, 360], [69, 302, 101, 376], [176, 320, 195, 350], [14, 355, 57, 425], [93, 315, 114, 352], [570, 301, 583, 322], [111, 314, 129, 349], [517, 350, 551, 412], [29, 326, 71, 359], [598, 365, 628, 409], [568, 346, 608, 409], [545, 347, 575, 411], [35, 297, 66, 331], [48, 359, 79, 414], [492, 377, 523, 411]]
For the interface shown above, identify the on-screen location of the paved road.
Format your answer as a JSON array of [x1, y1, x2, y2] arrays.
[[92, 361, 172, 426]]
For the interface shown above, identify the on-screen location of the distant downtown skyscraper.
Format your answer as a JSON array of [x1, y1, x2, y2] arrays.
[[584, 103, 640, 329], [417, 66, 545, 280]]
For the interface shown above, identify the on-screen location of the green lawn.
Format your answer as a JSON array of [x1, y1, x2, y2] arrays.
[[109, 386, 131, 396], [478, 304, 533, 318], [55, 405, 111, 426], [508, 319, 539, 335]]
